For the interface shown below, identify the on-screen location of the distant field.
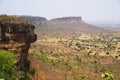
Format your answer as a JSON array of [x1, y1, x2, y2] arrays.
[[29, 32, 120, 80]]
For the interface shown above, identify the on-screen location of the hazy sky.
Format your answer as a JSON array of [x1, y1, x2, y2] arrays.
[[0, 0, 120, 23]]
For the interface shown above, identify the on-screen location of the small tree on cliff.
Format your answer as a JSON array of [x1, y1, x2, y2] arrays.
[[0, 50, 17, 80]]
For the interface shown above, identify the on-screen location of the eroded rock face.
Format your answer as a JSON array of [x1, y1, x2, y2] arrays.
[[0, 15, 37, 72], [50, 17, 82, 23]]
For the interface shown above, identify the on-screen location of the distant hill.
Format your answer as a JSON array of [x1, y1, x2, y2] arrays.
[[96, 23, 120, 28], [19, 16, 47, 25], [50, 17, 82, 23], [18, 16, 112, 37], [49, 17, 111, 33], [95, 23, 120, 32]]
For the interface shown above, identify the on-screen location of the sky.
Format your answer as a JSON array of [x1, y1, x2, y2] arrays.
[[0, 0, 120, 24]]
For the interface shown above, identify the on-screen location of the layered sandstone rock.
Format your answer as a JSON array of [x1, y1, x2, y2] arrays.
[[0, 15, 37, 72]]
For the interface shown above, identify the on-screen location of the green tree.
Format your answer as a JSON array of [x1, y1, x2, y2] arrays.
[[0, 50, 17, 80], [76, 42, 81, 48]]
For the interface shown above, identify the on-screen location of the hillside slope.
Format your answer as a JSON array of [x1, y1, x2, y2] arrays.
[[18, 16, 112, 37]]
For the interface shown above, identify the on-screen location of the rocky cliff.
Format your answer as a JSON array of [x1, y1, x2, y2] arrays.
[[0, 15, 37, 72], [50, 17, 82, 23]]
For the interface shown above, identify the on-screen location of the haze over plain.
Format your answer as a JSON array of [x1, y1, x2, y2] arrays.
[[0, 0, 120, 24]]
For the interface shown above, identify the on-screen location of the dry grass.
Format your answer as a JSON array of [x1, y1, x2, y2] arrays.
[[28, 32, 120, 80]]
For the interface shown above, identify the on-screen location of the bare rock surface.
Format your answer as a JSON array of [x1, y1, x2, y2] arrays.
[[0, 15, 37, 72]]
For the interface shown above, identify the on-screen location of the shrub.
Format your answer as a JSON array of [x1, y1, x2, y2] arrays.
[[0, 50, 17, 79], [101, 72, 114, 80], [76, 42, 81, 48]]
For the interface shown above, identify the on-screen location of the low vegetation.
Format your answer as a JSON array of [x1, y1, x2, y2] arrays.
[[0, 50, 32, 80], [0, 50, 16, 80], [29, 32, 120, 80]]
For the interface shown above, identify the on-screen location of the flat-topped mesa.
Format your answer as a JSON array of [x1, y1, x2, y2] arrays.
[[50, 17, 82, 23], [0, 15, 37, 72]]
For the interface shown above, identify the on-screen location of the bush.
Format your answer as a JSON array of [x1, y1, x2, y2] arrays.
[[101, 72, 114, 80], [76, 42, 81, 48], [0, 50, 17, 79]]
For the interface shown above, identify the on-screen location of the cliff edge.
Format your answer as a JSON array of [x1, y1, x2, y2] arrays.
[[0, 15, 37, 72]]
